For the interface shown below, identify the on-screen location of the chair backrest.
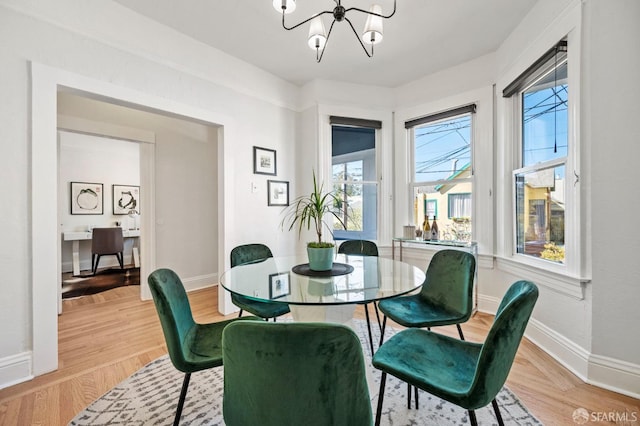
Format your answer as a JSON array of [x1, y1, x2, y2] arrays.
[[419, 249, 476, 320], [230, 243, 273, 267], [222, 321, 373, 426], [465, 280, 538, 409], [91, 227, 124, 254], [147, 268, 196, 372], [338, 240, 379, 257]]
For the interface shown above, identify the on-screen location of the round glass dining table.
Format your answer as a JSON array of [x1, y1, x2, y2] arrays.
[[219, 253, 426, 324]]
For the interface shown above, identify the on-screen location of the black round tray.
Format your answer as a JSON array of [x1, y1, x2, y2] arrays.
[[291, 262, 354, 277]]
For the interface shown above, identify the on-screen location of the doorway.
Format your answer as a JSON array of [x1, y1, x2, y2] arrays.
[[32, 63, 233, 377]]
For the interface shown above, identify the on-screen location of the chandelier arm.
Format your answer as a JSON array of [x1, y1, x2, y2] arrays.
[[344, 0, 396, 19], [317, 19, 337, 63], [282, 10, 333, 31], [344, 17, 373, 58]]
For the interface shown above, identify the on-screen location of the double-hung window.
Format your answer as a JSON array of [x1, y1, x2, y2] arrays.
[[504, 40, 568, 263], [407, 105, 475, 242], [330, 117, 380, 240]]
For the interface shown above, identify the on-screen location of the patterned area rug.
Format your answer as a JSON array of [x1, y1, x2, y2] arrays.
[[69, 320, 542, 425]]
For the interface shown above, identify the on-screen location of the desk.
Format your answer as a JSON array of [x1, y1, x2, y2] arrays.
[[63, 229, 140, 276], [219, 254, 425, 324]]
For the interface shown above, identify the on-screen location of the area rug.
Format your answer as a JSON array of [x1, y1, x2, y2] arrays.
[[69, 320, 542, 425], [62, 267, 140, 299]]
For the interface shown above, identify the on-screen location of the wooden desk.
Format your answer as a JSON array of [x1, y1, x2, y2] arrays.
[[63, 229, 140, 276]]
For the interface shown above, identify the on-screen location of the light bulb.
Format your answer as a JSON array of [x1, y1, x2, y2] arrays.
[[272, 0, 296, 14]]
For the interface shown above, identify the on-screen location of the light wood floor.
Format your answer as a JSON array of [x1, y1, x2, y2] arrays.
[[0, 286, 637, 425]]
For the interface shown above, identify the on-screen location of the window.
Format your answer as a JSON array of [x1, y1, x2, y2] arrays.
[[407, 105, 475, 242], [505, 40, 568, 263], [331, 121, 379, 240]]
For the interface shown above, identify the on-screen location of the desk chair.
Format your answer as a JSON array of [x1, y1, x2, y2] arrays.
[[338, 239, 381, 355], [91, 227, 124, 275], [148, 268, 259, 426], [222, 321, 373, 426], [230, 243, 290, 321], [373, 280, 538, 426]]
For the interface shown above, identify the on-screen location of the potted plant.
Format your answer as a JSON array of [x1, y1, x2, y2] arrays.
[[281, 171, 346, 271]]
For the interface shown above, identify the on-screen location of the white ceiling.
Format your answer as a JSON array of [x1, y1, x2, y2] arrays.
[[114, 0, 538, 88]]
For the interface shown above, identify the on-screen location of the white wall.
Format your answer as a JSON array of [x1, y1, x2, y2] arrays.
[[58, 131, 140, 272]]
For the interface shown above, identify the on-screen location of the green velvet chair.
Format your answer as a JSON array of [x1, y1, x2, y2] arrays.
[[378, 249, 476, 344], [148, 268, 259, 426], [229, 243, 290, 321], [338, 239, 381, 355], [372, 280, 539, 426], [222, 321, 373, 426]]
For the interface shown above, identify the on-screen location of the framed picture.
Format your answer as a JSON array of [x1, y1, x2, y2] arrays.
[[269, 272, 291, 299], [253, 146, 277, 175], [268, 180, 289, 206], [70, 182, 104, 215], [113, 184, 140, 215]]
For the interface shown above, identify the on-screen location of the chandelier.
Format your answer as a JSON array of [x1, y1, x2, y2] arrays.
[[273, 0, 397, 62]]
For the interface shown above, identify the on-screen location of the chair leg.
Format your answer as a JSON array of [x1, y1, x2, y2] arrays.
[[237, 309, 243, 318], [92, 254, 101, 275], [407, 382, 411, 408], [364, 303, 375, 355], [174, 373, 191, 426], [457, 323, 465, 340], [468, 409, 478, 426], [373, 301, 382, 330], [374, 372, 387, 426], [117, 252, 124, 269], [491, 398, 505, 426], [415, 385, 419, 409], [379, 315, 388, 346]]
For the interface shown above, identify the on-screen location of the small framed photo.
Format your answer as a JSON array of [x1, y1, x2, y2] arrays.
[[269, 272, 291, 299], [70, 182, 103, 215], [253, 146, 277, 175], [268, 180, 289, 206], [113, 184, 140, 215]]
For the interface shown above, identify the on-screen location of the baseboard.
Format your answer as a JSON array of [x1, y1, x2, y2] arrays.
[[182, 273, 218, 292], [588, 354, 640, 399], [0, 351, 33, 390]]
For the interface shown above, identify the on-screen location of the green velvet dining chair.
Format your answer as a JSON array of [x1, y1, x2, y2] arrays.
[[338, 239, 381, 355], [148, 268, 260, 426], [229, 243, 290, 321], [378, 249, 476, 344], [372, 280, 538, 426], [222, 321, 373, 426]]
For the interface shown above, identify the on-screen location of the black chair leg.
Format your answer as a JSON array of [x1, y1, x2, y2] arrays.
[[174, 373, 191, 426], [407, 382, 412, 408], [374, 372, 387, 426], [491, 398, 505, 426], [457, 323, 465, 340], [415, 385, 419, 409], [379, 315, 388, 346], [237, 309, 243, 318], [92, 254, 101, 275], [468, 409, 478, 426], [117, 252, 124, 269], [373, 302, 382, 330], [364, 304, 375, 355]]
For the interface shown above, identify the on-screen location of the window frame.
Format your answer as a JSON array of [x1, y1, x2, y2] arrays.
[[408, 108, 475, 243], [502, 32, 584, 280]]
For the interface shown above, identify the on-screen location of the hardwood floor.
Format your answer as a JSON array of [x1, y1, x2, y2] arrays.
[[0, 285, 637, 425]]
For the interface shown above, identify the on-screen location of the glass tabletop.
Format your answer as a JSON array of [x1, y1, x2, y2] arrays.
[[219, 254, 426, 306]]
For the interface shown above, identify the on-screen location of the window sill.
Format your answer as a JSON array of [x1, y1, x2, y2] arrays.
[[495, 256, 590, 300]]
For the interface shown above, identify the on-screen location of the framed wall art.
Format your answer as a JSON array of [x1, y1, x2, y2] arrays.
[[253, 146, 277, 175], [70, 181, 104, 215], [113, 184, 140, 215], [269, 272, 291, 299], [267, 180, 289, 206]]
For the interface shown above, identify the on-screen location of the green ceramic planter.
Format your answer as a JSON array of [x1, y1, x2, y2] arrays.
[[307, 246, 334, 271]]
